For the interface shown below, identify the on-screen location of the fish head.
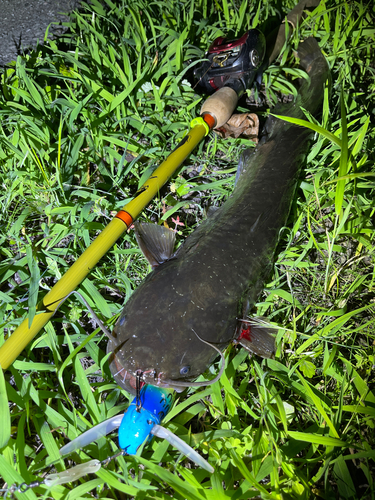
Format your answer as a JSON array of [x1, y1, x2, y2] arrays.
[[107, 314, 207, 394], [107, 336, 195, 394], [107, 269, 224, 394]]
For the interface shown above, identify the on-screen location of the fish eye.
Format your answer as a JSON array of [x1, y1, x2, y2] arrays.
[[180, 366, 190, 375]]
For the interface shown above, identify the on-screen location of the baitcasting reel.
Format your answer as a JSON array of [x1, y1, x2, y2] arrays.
[[194, 29, 266, 97]]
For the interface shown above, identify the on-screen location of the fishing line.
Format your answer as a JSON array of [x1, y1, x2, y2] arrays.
[[192, 61, 214, 91]]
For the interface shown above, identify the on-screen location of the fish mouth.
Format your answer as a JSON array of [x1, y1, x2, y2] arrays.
[[111, 354, 183, 394], [110, 354, 187, 394]]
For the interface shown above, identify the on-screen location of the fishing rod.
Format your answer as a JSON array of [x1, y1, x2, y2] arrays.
[[0, 0, 319, 370], [0, 36, 263, 369], [0, 115, 211, 369]]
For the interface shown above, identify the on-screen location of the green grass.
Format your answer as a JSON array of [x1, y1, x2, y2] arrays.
[[0, 0, 375, 498]]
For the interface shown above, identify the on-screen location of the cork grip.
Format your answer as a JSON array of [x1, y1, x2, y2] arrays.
[[200, 87, 238, 129]]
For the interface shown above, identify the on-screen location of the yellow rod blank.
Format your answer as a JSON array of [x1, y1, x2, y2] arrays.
[[0, 121, 208, 370]]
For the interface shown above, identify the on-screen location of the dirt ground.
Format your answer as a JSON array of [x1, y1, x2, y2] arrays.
[[0, 0, 82, 65]]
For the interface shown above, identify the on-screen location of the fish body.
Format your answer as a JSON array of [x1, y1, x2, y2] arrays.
[[108, 38, 329, 394]]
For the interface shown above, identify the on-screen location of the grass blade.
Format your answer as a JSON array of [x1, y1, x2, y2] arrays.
[[335, 89, 349, 215], [271, 114, 342, 147], [0, 369, 10, 448]]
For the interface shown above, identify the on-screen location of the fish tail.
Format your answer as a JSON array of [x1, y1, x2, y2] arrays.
[[236, 317, 276, 359], [287, 37, 330, 119]]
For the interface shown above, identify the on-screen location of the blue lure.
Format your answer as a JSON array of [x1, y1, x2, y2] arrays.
[[118, 384, 174, 454], [58, 384, 213, 483]]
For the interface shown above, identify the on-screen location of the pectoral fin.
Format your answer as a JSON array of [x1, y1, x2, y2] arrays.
[[236, 317, 276, 359], [134, 221, 176, 268]]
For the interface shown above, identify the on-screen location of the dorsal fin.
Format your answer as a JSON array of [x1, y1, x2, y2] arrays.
[[134, 221, 176, 268]]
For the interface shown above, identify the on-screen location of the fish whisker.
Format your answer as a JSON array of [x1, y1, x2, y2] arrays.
[[161, 329, 225, 388]]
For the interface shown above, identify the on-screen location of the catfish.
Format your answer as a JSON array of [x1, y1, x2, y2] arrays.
[[107, 38, 329, 394]]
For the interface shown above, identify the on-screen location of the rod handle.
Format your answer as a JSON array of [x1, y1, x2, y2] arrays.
[[200, 87, 238, 129]]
